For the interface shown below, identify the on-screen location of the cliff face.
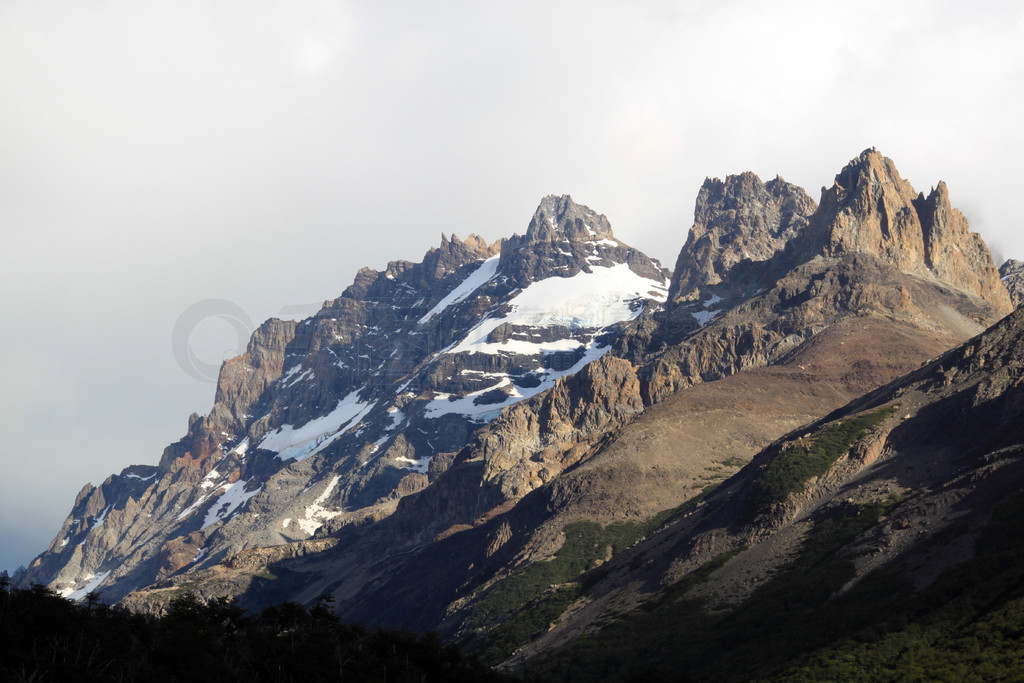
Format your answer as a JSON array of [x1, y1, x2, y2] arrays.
[[808, 149, 1011, 312], [668, 172, 817, 305]]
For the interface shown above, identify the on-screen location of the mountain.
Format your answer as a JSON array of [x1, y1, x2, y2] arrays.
[[19, 195, 669, 602], [265, 148, 1007, 643], [20, 150, 1017, 678]]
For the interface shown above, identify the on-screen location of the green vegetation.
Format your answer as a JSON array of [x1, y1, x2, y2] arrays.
[[530, 488, 1024, 682], [781, 490, 1024, 681], [750, 404, 899, 513], [465, 506, 686, 665], [528, 497, 905, 681], [0, 579, 514, 682]]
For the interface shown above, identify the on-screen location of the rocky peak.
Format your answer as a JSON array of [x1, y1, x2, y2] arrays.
[[806, 148, 1011, 312], [523, 194, 614, 244], [999, 259, 1024, 309], [667, 172, 816, 304], [499, 195, 665, 285], [811, 148, 927, 268]]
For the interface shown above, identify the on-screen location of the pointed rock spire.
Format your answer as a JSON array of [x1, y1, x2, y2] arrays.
[[806, 149, 1011, 312], [667, 172, 816, 304], [524, 194, 615, 244]]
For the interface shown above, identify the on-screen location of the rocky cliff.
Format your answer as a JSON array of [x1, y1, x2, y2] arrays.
[[667, 172, 816, 305]]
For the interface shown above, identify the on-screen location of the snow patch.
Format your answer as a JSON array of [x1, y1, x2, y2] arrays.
[[62, 571, 111, 601], [424, 339, 614, 421], [258, 391, 376, 461], [691, 309, 721, 327], [200, 469, 221, 490], [296, 476, 344, 535], [91, 506, 111, 529], [447, 263, 667, 356], [200, 480, 262, 529], [419, 256, 500, 324], [395, 455, 431, 474]]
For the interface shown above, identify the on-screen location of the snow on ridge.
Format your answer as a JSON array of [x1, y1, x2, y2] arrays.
[[419, 256, 500, 325], [423, 336, 614, 422], [258, 390, 377, 461], [448, 263, 667, 356]]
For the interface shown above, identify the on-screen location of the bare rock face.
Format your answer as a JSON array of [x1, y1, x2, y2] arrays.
[[668, 173, 817, 304], [807, 149, 1012, 313], [999, 258, 1024, 308], [476, 355, 644, 499]]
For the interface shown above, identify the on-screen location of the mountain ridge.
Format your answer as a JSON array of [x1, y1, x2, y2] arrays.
[[18, 151, 1019, 682]]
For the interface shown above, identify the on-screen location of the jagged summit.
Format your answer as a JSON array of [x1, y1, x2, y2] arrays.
[[667, 172, 816, 304], [524, 194, 614, 243], [666, 148, 1011, 315], [810, 148, 1010, 310], [499, 195, 665, 285]]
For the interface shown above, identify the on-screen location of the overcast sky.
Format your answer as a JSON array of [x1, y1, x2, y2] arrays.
[[2, 0, 1022, 574]]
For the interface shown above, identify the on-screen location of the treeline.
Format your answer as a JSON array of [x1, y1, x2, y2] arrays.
[[0, 577, 515, 682]]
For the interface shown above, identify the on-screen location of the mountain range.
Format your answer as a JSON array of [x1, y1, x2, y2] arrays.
[[18, 148, 1024, 679]]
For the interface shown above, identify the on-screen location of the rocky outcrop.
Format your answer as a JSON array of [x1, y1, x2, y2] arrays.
[[999, 258, 1024, 308], [806, 149, 1012, 312], [475, 355, 644, 499], [668, 173, 816, 305]]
